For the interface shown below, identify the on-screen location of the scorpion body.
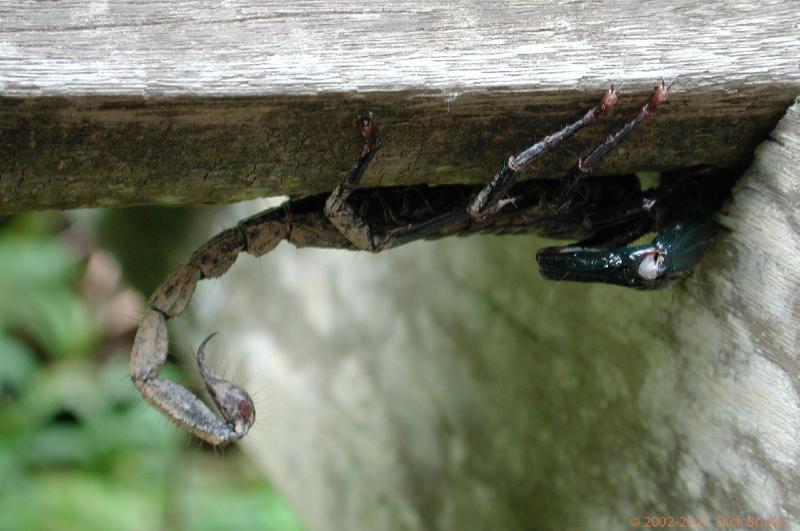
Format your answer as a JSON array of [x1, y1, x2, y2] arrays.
[[130, 81, 721, 445]]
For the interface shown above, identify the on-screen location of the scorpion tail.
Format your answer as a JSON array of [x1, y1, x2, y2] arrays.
[[130, 207, 291, 445]]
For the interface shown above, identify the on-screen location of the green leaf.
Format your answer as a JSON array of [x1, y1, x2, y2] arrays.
[[0, 334, 39, 396], [0, 233, 80, 288]]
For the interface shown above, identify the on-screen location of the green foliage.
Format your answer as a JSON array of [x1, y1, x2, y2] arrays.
[[0, 212, 304, 531], [0, 225, 96, 358]]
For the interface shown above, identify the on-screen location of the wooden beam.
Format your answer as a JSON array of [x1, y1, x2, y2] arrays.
[[1, 1, 798, 213]]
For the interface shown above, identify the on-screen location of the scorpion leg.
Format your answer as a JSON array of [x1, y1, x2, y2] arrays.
[[131, 206, 292, 445], [532, 82, 721, 291], [548, 80, 672, 213], [467, 84, 621, 221], [324, 113, 382, 251], [325, 113, 472, 251]]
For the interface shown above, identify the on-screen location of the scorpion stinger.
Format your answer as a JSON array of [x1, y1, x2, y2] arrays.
[[131, 80, 716, 444]]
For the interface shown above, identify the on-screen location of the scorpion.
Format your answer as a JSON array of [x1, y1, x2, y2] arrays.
[[130, 80, 722, 445]]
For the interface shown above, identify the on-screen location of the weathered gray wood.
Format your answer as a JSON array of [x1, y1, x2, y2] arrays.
[[1, 0, 797, 96], [1, 0, 799, 212], [178, 98, 800, 530]]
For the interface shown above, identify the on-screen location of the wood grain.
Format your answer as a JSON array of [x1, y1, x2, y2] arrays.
[[1, 1, 799, 212], [1, 0, 798, 96]]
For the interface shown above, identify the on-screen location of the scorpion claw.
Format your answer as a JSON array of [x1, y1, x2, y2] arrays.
[[536, 220, 715, 289], [196, 333, 256, 438]]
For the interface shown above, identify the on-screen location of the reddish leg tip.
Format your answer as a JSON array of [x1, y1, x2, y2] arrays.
[[650, 79, 672, 108], [601, 85, 621, 110]]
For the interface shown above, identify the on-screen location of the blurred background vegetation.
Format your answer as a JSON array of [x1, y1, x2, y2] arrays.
[[0, 208, 304, 531]]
